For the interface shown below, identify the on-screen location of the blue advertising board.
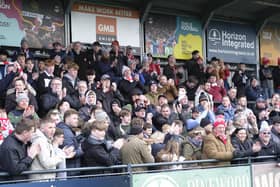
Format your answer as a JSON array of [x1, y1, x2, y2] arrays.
[[207, 21, 257, 64]]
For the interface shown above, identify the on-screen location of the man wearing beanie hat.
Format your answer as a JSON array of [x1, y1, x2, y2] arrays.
[[182, 126, 205, 161], [200, 118, 212, 135], [121, 125, 154, 171], [202, 118, 234, 166], [145, 80, 160, 106], [255, 121, 280, 159], [8, 92, 39, 126], [118, 65, 145, 104]]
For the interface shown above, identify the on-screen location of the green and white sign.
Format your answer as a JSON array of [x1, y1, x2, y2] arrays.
[[133, 166, 251, 187]]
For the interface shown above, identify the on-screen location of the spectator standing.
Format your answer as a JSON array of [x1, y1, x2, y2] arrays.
[[0, 119, 40, 180], [37, 59, 55, 96], [29, 118, 64, 180], [8, 92, 40, 126], [68, 42, 89, 81], [272, 58, 280, 94], [81, 121, 123, 174], [232, 63, 248, 98], [163, 55, 178, 84], [86, 41, 102, 80], [5, 77, 38, 113], [202, 118, 234, 166], [62, 62, 80, 109], [259, 57, 274, 99], [57, 109, 83, 176], [121, 125, 155, 172], [255, 122, 280, 159], [231, 128, 260, 159]]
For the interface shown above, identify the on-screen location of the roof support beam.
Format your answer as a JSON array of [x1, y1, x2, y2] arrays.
[[202, 0, 239, 31], [255, 8, 280, 36], [65, 0, 76, 14], [140, 0, 153, 24]]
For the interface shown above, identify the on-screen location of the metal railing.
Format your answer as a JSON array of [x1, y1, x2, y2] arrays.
[[0, 155, 277, 184]]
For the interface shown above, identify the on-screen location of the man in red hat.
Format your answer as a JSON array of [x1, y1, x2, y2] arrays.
[[260, 57, 274, 99], [272, 57, 280, 94], [202, 118, 234, 166]]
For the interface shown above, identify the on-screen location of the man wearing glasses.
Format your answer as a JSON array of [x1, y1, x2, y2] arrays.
[[256, 121, 280, 160]]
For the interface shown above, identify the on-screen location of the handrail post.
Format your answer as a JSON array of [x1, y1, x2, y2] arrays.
[[248, 157, 254, 187], [128, 164, 133, 187]]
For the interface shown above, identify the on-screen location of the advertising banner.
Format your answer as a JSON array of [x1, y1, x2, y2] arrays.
[[252, 162, 280, 187], [96, 16, 117, 43], [260, 25, 280, 66], [0, 0, 65, 48], [21, 0, 65, 49], [207, 21, 257, 64], [145, 14, 202, 59], [133, 166, 251, 187], [0, 0, 24, 47], [71, 2, 140, 47], [0, 175, 130, 187]]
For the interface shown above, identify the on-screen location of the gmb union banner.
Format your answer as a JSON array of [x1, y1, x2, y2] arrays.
[[145, 14, 202, 60], [0, 0, 65, 48], [252, 162, 280, 187], [260, 25, 280, 66], [133, 166, 251, 187], [207, 21, 257, 64], [71, 2, 140, 47]]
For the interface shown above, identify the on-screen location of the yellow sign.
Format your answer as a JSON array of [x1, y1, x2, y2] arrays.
[[260, 26, 280, 66], [174, 34, 203, 59]]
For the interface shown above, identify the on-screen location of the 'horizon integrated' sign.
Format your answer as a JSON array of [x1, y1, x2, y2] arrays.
[[207, 21, 257, 64]]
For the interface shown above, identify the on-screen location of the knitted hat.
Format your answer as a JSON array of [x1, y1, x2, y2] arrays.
[[122, 104, 132, 112], [16, 92, 29, 103], [122, 66, 130, 75], [149, 80, 158, 87], [199, 93, 208, 103], [200, 118, 212, 128], [100, 74, 111, 81], [259, 121, 270, 133], [95, 110, 109, 122], [213, 118, 226, 128]]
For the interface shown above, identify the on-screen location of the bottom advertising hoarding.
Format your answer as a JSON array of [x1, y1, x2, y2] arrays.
[[0, 175, 130, 187], [252, 162, 280, 187], [133, 166, 251, 187]]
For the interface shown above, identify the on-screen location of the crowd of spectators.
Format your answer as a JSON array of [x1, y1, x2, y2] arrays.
[[0, 38, 280, 181]]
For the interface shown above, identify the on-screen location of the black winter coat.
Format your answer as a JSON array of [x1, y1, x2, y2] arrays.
[[62, 75, 81, 109], [0, 134, 33, 180], [81, 136, 120, 174], [231, 137, 255, 158]]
